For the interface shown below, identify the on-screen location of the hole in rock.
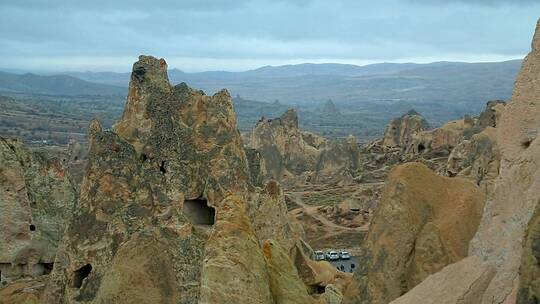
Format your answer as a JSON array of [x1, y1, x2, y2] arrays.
[[74, 156, 78, 161], [159, 161, 167, 174], [522, 140, 532, 149], [184, 198, 215, 225], [140, 153, 147, 162], [72, 264, 92, 288], [313, 285, 326, 294], [42, 263, 54, 275], [29, 224, 36, 231], [417, 143, 426, 153]]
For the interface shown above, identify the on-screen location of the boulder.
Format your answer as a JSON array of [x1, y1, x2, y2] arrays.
[[389, 257, 496, 304], [342, 162, 485, 304]]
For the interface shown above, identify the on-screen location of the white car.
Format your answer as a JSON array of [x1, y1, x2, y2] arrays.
[[339, 250, 351, 260], [326, 250, 339, 261], [314, 250, 325, 261]]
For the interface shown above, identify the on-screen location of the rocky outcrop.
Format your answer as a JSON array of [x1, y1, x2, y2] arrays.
[[405, 117, 475, 156], [0, 137, 76, 281], [342, 162, 485, 304], [446, 127, 500, 193], [312, 135, 360, 184], [477, 100, 506, 128], [466, 19, 540, 304], [388, 18, 540, 304], [247, 109, 362, 186], [382, 110, 427, 148], [248, 109, 321, 181], [42, 56, 315, 304]]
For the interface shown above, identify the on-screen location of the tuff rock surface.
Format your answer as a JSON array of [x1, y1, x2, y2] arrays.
[[342, 162, 485, 304], [41, 56, 318, 304], [247, 109, 322, 182], [388, 18, 540, 304], [382, 110, 427, 148], [0, 137, 76, 281]]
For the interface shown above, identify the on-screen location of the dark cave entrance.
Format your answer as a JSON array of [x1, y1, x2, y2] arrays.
[[72, 264, 92, 288], [417, 143, 426, 153], [184, 198, 215, 226]]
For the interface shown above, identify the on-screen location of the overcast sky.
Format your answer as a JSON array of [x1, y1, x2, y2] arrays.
[[1, 0, 539, 72]]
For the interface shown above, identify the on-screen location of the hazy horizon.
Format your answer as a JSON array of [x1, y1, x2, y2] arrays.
[[1, 0, 538, 72], [0, 57, 526, 75]]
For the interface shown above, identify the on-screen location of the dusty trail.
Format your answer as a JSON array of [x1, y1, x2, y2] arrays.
[[289, 192, 368, 232]]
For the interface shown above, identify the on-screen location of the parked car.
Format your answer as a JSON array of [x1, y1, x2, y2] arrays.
[[314, 250, 325, 261], [339, 250, 350, 260], [326, 250, 339, 261]]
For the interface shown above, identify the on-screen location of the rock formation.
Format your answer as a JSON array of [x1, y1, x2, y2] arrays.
[[382, 110, 427, 148], [41, 56, 319, 304], [405, 117, 474, 156], [247, 109, 322, 182], [0, 137, 76, 281], [467, 19, 540, 303], [312, 135, 360, 184], [247, 109, 363, 186], [342, 162, 485, 304], [387, 18, 540, 304], [446, 126, 500, 192]]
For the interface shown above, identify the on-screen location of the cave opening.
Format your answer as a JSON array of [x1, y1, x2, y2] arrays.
[[29, 224, 36, 231], [418, 143, 426, 153], [184, 198, 215, 225], [72, 264, 92, 288], [159, 161, 167, 174]]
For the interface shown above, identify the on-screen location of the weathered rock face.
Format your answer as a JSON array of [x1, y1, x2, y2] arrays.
[[248, 109, 322, 181], [0, 137, 76, 281], [446, 127, 500, 193], [517, 202, 540, 304], [312, 136, 360, 184], [200, 196, 273, 304], [477, 100, 506, 129], [467, 19, 540, 304], [388, 257, 496, 304], [42, 56, 316, 304], [405, 117, 474, 156], [342, 162, 485, 304], [382, 110, 428, 148]]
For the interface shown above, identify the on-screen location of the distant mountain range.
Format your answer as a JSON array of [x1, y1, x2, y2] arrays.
[[0, 71, 126, 96], [0, 60, 523, 114]]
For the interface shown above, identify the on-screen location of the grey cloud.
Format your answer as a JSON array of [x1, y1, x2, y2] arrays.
[[0, 0, 538, 71]]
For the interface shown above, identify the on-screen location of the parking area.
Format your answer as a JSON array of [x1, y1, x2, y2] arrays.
[[326, 256, 358, 273]]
